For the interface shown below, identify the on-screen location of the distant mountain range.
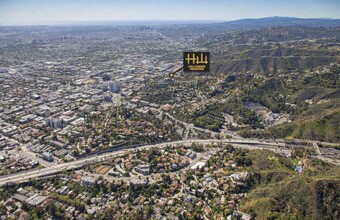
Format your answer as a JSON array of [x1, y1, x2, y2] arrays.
[[154, 17, 340, 37], [222, 16, 340, 28]]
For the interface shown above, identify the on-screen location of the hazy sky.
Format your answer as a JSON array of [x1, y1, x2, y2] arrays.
[[1, 0, 340, 25]]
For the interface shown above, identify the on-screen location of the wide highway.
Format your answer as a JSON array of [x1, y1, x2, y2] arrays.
[[0, 138, 336, 186]]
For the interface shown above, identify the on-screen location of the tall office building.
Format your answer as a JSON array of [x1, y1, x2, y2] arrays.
[[44, 109, 50, 117], [108, 80, 121, 93], [45, 117, 63, 129]]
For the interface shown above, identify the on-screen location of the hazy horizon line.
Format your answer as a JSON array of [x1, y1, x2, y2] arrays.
[[1, 16, 339, 27]]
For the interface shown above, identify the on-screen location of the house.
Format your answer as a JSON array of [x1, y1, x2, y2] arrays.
[[185, 151, 197, 159], [232, 210, 252, 220], [204, 206, 212, 215], [25, 194, 48, 206], [81, 176, 97, 187], [160, 104, 175, 112], [129, 179, 148, 189], [41, 152, 54, 162], [168, 182, 179, 194], [190, 161, 206, 171], [230, 172, 249, 181], [135, 164, 151, 175], [183, 195, 198, 203], [171, 163, 178, 170]]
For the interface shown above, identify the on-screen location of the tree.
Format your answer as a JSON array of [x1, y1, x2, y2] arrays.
[[143, 205, 153, 219], [21, 202, 30, 212], [225, 144, 235, 153], [161, 174, 172, 185], [48, 202, 57, 217]]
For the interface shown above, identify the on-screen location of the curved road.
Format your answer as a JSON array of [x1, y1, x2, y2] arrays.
[[0, 138, 338, 186]]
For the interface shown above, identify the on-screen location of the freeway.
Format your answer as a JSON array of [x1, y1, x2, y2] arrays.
[[0, 138, 337, 186]]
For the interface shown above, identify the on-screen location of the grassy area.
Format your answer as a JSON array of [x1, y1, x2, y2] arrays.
[[240, 150, 340, 220], [241, 111, 340, 143]]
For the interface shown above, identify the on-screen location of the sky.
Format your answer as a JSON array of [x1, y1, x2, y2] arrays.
[[0, 0, 340, 25]]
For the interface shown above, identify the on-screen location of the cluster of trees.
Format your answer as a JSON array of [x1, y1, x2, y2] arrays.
[[193, 115, 223, 132], [191, 142, 204, 152], [234, 148, 253, 166]]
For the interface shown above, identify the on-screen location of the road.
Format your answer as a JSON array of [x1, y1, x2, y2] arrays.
[[0, 138, 338, 186]]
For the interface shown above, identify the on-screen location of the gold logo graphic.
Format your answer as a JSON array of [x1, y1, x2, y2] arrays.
[[183, 52, 210, 72]]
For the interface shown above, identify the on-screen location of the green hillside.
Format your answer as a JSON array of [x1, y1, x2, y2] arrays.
[[262, 111, 340, 142], [240, 150, 340, 220]]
